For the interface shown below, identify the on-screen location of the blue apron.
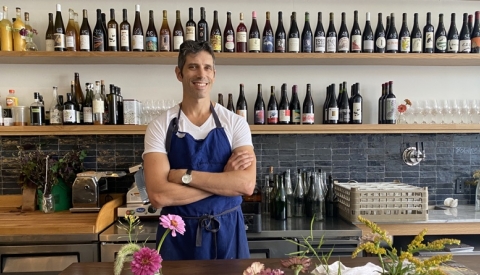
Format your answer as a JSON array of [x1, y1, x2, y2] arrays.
[[157, 103, 249, 260]]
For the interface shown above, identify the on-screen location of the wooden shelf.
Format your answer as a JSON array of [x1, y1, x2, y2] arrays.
[[2, 124, 480, 136], [1, 51, 480, 66]]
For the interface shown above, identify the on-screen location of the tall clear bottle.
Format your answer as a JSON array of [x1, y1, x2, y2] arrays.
[[159, 10, 171, 52], [0, 6, 13, 51], [12, 7, 25, 51], [54, 4, 66, 51], [173, 10, 184, 52], [293, 169, 305, 217], [93, 81, 104, 125], [274, 175, 286, 220], [30, 92, 45, 126], [145, 10, 158, 52], [284, 169, 294, 218], [132, 5, 144, 51], [66, 9, 78, 51], [49, 87, 62, 125]]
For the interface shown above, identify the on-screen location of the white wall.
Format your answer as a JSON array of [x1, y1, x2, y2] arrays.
[[1, 0, 478, 124]]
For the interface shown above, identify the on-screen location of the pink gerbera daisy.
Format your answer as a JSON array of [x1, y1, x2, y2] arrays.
[[131, 247, 162, 275], [159, 214, 186, 237]]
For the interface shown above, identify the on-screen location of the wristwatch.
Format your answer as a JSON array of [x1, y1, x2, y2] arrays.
[[181, 169, 192, 185]]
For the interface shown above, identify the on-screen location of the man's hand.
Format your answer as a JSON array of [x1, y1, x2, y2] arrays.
[[224, 151, 254, 172]]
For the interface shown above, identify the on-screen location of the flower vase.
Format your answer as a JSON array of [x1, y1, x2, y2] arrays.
[[397, 112, 406, 124], [24, 37, 38, 51]]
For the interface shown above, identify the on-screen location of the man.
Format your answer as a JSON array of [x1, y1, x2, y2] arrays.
[[143, 40, 256, 260]]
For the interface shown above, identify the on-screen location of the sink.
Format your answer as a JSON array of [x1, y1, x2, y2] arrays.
[[428, 205, 448, 210]]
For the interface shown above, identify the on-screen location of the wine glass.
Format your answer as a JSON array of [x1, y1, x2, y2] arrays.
[[450, 99, 462, 124], [441, 99, 452, 124], [143, 99, 153, 124], [470, 100, 480, 124], [429, 99, 440, 124], [459, 99, 470, 124], [419, 100, 432, 124]]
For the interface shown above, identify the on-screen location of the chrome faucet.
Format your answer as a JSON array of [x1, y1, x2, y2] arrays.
[[402, 142, 425, 166]]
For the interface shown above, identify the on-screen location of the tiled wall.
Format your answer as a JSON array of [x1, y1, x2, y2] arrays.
[[1, 133, 478, 205]]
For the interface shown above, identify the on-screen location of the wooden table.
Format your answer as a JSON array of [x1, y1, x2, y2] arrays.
[[60, 256, 480, 275]]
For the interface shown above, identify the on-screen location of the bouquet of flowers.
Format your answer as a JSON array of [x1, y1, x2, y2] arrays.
[[114, 214, 185, 275]]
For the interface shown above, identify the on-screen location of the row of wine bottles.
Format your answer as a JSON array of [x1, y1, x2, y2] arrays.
[[220, 82, 364, 125]]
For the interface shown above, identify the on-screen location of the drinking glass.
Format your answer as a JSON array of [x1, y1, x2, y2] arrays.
[[143, 99, 153, 124], [429, 99, 440, 124], [471, 100, 480, 124], [42, 193, 55, 214], [459, 99, 470, 124], [419, 100, 432, 124], [450, 99, 462, 124], [405, 104, 416, 124], [412, 103, 423, 124], [441, 99, 452, 124]]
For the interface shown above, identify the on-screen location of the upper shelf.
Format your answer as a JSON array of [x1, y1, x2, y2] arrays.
[[2, 51, 480, 66], [1, 124, 480, 136]]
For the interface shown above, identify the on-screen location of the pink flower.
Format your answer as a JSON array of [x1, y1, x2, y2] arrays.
[[160, 214, 186, 237], [130, 247, 162, 275], [397, 104, 407, 113]]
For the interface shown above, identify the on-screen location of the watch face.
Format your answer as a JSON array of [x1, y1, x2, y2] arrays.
[[182, 174, 192, 184]]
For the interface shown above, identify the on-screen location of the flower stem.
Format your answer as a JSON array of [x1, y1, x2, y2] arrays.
[[157, 229, 171, 253]]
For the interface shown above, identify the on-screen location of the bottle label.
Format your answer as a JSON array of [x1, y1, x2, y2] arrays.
[[302, 113, 314, 124], [326, 36, 336, 52], [448, 39, 459, 52], [121, 30, 129, 47], [54, 33, 65, 49], [80, 35, 90, 50], [340, 109, 350, 123], [211, 35, 222, 51], [63, 109, 76, 123], [93, 100, 105, 113], [425, 32, 434, 49], [225, 34, 235, 50], [237, 31, 247, 42], [160, 35, 170, 51], [236, 109, 247, 120], [459, 39, 471, 53], [400, 37, 410, 52], [352, 102, 362, 121], [363, 39, 374, 51], [173, 36, 184, 51], [249, 38, 261, 51], [276, 38, 286, 52], [198, 26, 206, 41], [76, 110, 81, 124], [436, 36, 447, 51], [185, 26, 195, 41], [351, 35, 362, 51], [412, 38, 422, 52], [338, 37, 349, 51], [288, 37, 300, 52], [46, 39, 55, 51], [66, 35, 74, 48], [83, 107, 93, 123], [386, 38, 398, 51], [254, 110, 264, 124], [314, 36, 325, 52], [50, 109, 62, 124], [302, 36, 312, 52], [375, 37, 386, 49], [279, 109, 291, 122], [472, 37, 480, 49], [328, 107, 339, 120], [93, 30, 104, 51], [132, 35, 144, 50], [262, 35, 274, 52], [291, 109, 301, 123], [108, 28, 117, 47], [267, 110, 278, 124], [385, 98, 397, 121], [146, 37, 158, 51]]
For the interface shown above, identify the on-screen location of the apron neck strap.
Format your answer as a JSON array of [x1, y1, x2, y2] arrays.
[[177, 102, 222, 128]]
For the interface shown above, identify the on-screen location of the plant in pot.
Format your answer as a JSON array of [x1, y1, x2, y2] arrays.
[[16, 144, 86, 212]]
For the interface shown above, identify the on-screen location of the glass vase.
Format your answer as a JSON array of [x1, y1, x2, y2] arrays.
[[42, 193, 55, 214], [24, 37, 38, 51]]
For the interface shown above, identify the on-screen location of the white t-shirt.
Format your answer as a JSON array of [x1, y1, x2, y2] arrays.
[[143, 103, 253, 157]]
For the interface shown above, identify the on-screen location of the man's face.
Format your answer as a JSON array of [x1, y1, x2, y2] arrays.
[[176, 51, 216, 100]]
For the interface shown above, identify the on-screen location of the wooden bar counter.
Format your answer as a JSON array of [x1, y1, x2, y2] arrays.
[[60, 256, 480, 275]]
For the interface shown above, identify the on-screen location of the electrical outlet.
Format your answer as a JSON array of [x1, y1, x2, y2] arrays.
[[455, 179, 464, 194]]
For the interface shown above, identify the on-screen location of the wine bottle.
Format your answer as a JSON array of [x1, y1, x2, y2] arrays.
[[107, 85, 118, 125], [159, 10, 171, 52], [224, 12, 235, 52], [378, 83, 384, 124], [107, 9, 119, 51], [254, 84, 265, 125], [337, 83, 343, 107], [83, 83, 94, 125], [284, 169, 294, 218], [74, 12, 80, 35], [30, 92, 45, 126], [351, 83, 363, 124], [323, 86, 331, 124], [63, 93, 76, 125], [267, 86, 279, 124], [79, 9, 92, 51], [45, 13, 55, 51], [399, 13, 410, 53], [289, 85, 301, 124], [262, 11, 274, 53], [185, 7, 196, 41], [459, 13, 471, 53], [326, 12, 337, 53], [101, 80, 110, 124], [101, 13, 108, 47], [301, 12, 312, 53], [411, 13, 422, 53], [293, 169, 305, 217], [197, 7, 208, 43], [422, 12, 434, 53], [314, 12, 325, 53], [227, 93, 235, 112], [236, 84, 248, 121], [386, 15, 391, 36], [93, 81, 104, 125], [469, 14, 474, 37], [435, 13, 447, 53], [12, 7, 25, 52], [132, 4, 144, 51], [145, 10, 158, 52], [302, 84, 314, 125], [374, 13, 386, 53], [287, 12, 300, 53], [49, 87, 63, 125], [173, 10, 184, 52], [236, 12, 247, 52], [386, 13, 398, 53], [275, 11, 286, 53], [278, 83, 290, 124], [248, 11, 260, 53], [54, 4, 66, 51], [339, 81, 350, 124], [363, 12, 374, 53], [338, 12, 349, 53], [385, 81, 396, 124], [66, 9, 78, 51], [447, 13, 459, 53], [274, 175, 287, 220], [211, 10, 222, 52], [217, 93, 224, 106], [120, 9, 131, 51], [116, 86, 124, 125], [93, 9, 106, 51], [328, 84, 339, 124], [472, 11, 480, 53], [350, 10, 362, 53], [74, 73, 85, 124]]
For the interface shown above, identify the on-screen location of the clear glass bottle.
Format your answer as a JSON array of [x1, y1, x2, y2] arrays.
[[284, 169, 294, 218], [305, 172, 325, 221], [293, 169, 305, 217], [101, 80, 109, 124], [30, 92, 45, 125], [93, 81, 104, 125], [83, 83, 94, 124], [49, 86, 62, 125], [274, 174, 286, 220], [42, 193, 55, 214], [0, 6, 13, 51]]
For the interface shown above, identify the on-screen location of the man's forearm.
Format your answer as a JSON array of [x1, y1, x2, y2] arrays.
[[187, 169, 256, 197], [148, 181, 212, 208]]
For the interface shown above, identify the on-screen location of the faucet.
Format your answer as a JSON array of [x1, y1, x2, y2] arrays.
[[402, 142, 425, 166]]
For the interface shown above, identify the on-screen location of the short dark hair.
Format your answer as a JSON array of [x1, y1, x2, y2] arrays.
[[177, 41, 216, 72]]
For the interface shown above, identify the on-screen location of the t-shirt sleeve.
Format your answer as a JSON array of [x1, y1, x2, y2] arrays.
[[143, 118, 168, 158], [231, 116, 253, 150]]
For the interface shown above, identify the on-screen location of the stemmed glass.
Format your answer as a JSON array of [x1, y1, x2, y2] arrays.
[[450, 99, 462, 124], [441, 99, 452, 124], [419, 100, 432, 124], [143, 99, 153, 124], [430, 99, 440, 124], [470, 100, 480, 124], [459, 99, 470, 124]]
